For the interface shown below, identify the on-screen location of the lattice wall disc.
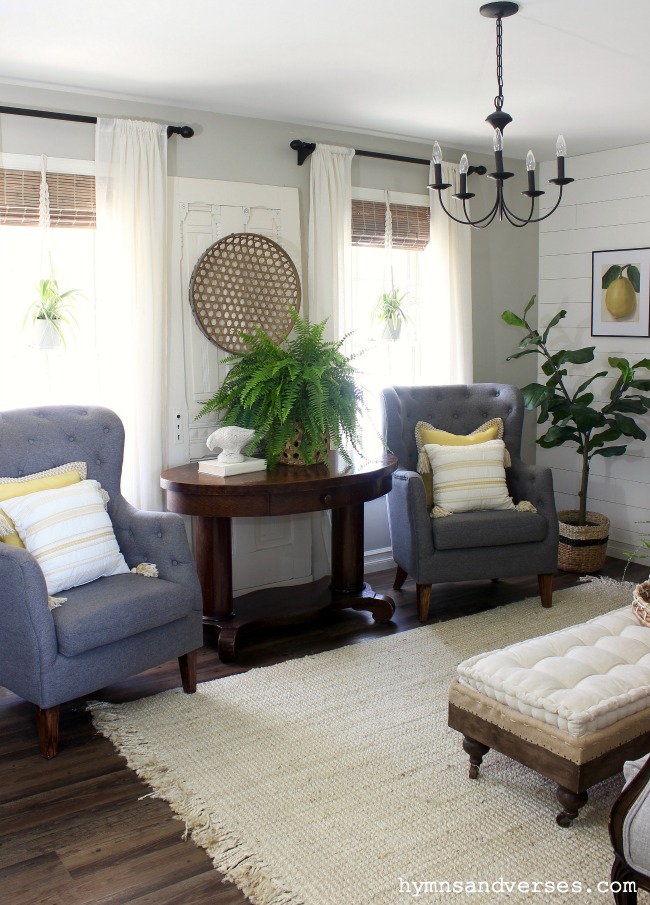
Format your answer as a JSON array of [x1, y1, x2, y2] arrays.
[[189, 232, 301, 353]]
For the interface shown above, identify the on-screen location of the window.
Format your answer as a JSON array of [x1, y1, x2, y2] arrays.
[[0, 155, 99, 412], [348, 189, 451, 452]]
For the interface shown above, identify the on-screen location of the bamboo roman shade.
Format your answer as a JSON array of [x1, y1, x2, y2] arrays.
[[351, 199, 430, 249], [0, 168, 96, 228]]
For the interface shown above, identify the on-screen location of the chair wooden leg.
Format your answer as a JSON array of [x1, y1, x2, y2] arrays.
[[179, 650, 198, 693], [538, 573, 554, 609], [416, 583, 432, 622], [36, 705, 60, 759], [393, 564, 408, 590]]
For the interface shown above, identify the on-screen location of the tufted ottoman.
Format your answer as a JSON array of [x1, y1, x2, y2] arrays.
[[448, 606, 650, 826]]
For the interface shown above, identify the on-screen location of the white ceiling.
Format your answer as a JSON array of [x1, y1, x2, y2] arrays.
[[1, 0, 649, 160]]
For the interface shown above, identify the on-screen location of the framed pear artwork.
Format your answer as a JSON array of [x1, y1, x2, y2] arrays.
[[592, 247, 650, 337]]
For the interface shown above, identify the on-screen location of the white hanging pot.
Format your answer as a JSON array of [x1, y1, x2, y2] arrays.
[[33, 318, 62, 350]]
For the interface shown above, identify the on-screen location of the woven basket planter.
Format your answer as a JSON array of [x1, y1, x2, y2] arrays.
[[279, 423, 329, 466], [557, 510, 610, 573]]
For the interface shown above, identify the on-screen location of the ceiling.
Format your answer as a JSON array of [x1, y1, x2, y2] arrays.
[[1, 0, 649, 160]]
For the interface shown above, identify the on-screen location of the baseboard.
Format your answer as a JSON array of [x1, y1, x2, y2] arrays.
[[607, 538, 648, 568], [363, 546, 395, 575]]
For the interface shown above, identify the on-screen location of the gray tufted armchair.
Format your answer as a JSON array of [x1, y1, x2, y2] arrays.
[[0, 406, 203, 757], [381, 384, 558, 622]]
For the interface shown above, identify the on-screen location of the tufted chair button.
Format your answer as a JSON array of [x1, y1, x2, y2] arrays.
[[128, 529, 134, 537], [17, 468, 23, 476], [68, 435, 75, 441], [103, 427, 110, 434], [453, 413, 459, 419], [495, 390, 500, 396], [28, 438, 35, 444], [157, 531, 162, 538], [96, 458, 102, 465], [172, 559, 178, 566]]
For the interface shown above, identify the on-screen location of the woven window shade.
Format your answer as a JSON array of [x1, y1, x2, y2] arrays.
[[351, 199, 430, 249], [0, 169, 96, 228]]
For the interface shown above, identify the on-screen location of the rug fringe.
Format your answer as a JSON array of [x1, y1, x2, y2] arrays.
[[89, 700, 304, 905], [578, 575, 636, 592]]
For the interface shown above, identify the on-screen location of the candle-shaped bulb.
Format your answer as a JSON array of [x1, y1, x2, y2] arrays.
[[459, 153, 469, 175], [526, 150, 536, 171], [556, 135, 566, 157], [432, 141, 442, 165], [493, 129, 503, 152]]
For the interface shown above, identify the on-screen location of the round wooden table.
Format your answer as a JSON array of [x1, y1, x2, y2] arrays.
[[160, 452, 397, 661]]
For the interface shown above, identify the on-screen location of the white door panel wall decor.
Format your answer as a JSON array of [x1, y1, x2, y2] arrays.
[[167, 177, 309, 592]]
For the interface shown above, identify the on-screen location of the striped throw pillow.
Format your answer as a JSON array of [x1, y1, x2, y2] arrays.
[[423, 439, 515, 515], [1, 479, 129, 594]]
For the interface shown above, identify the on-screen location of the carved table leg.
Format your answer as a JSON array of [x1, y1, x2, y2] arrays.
[[556, 785, 588, 827], [462, 736, 490, 779], [194, 515, 233, 625], [330, 503, 395, 623]]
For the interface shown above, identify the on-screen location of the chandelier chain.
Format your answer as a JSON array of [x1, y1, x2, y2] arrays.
[[494, 16, 504, 112]]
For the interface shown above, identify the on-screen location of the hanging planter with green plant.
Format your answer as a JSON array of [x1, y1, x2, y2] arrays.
[[197, 309, 364, 468], [372, 287, 410, 341], [23, 276, 81, 350], [502, 295, 650, 572]]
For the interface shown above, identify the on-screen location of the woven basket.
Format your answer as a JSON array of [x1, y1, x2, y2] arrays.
[[633, 580, 650, 627], [279, 423, 329, 466], [557, 510, 610, 573]]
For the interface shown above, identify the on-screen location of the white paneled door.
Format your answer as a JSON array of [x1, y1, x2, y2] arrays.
[[167, 176, 311, 594]]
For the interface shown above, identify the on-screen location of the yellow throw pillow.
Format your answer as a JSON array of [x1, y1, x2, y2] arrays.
[[0, 462, 87, 548], [414, 419, 504, 509], [424, 439, 515, 516]]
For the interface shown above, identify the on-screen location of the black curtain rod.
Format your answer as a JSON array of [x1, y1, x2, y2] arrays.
[[0, 105, 194, 138], [290, 140, 430, 167]]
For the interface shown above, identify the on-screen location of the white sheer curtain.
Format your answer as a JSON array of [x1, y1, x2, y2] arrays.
[[307, 143, 355, 578], [95, 118, 167, 510], [307, 144, 355, 341], [427, 160, 473, 383]]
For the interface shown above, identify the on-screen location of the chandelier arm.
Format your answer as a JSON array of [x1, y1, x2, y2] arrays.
[[500, 194, 536, 226], [503, 185, 565, 225], [436, 191, 500, 228]]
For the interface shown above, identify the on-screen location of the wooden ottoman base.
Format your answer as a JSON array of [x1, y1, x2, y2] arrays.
[[448, 680, 650, 827]]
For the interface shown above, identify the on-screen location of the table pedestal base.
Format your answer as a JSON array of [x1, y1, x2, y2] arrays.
[[205, 576, 395, 662]]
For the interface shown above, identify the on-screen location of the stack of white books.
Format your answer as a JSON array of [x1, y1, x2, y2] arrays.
[[197, 456, 267, 477]]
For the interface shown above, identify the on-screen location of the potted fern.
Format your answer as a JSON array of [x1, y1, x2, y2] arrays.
[[197, 309, 364, 468], [24, 276, 81, 350], [502, 295, 650, 571]]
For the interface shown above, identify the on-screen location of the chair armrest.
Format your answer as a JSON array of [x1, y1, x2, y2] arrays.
[[386, 469, 435, 577], [110, 498, 202, 604], [507, 458, 559, 543], [0, 544, 58, 672]]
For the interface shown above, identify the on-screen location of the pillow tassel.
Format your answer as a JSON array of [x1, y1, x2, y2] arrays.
[[0, 512, 14, 537], [417, 449, 431, 474], [515, 500, 537, 512], [431, 504, 454, 518], [131, 562, 159, 578]]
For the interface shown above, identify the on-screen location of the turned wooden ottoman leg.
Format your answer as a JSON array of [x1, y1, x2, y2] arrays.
[[462, 736, 490, 779], [556, 785, 588, 827]]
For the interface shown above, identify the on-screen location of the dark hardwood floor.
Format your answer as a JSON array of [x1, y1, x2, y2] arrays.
[[0, 559, 646, 904]]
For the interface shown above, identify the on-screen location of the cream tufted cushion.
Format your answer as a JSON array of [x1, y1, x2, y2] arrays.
[[457, 606, 650, 737]]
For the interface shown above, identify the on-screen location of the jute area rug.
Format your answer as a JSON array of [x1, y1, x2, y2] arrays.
[[90, 580, 638, 905]]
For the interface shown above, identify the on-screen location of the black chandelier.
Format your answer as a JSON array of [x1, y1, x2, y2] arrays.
[[428, 1, 573, 228]]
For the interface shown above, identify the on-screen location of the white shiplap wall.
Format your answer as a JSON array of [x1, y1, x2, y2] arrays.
[[538, 144, 650, 563]]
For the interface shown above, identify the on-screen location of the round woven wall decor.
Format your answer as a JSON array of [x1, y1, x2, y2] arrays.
[[189, 232, 301, 353]]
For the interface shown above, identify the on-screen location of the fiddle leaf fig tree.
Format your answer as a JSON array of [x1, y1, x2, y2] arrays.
[[502, 295, 650, 526]]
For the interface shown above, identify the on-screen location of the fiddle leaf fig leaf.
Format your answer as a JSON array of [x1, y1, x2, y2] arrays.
[[602, 265, 622, 289], [538, 425, 580, 447], [593, 446, 627, 458], [501, 310, 527, 328], [614, 413, 646, 440], [542, 310, 567, 343], [521, 383, 551, 409], [523, 295, 536, 316]]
